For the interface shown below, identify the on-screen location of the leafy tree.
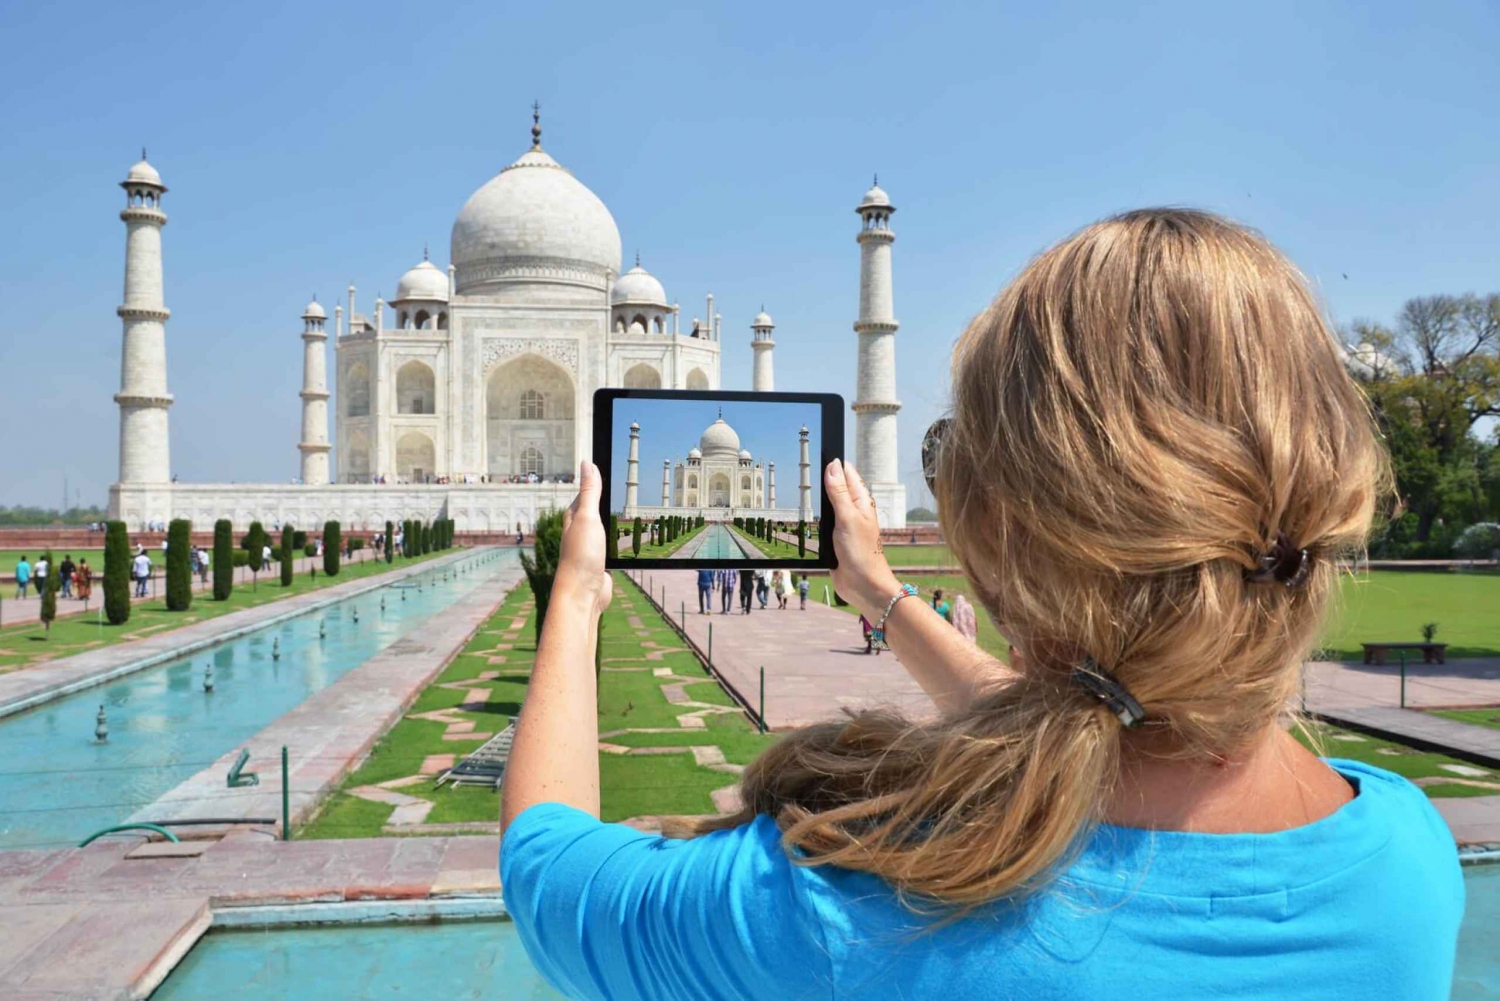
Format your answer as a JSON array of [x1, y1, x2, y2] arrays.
[[39, 549, 58, 635], [906, 507, 938, 522], [324, 520, 341, 576], [385, 521, 395, 563], [280, 525, 295, 586], [520, 509, 564, 641], [104, 521, 132, 624], [632, 516, 642, 557], [213, 519, 234, 601], [293, 530, 308, 550], [166, 519, 192, 610]]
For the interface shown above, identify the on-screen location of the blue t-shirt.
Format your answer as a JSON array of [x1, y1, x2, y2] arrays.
[[500, 760, 1463, 1000]]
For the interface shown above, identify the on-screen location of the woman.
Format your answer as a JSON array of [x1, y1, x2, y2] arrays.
[[73, 558, 92, 603], [950, 592, 977, 643], [499, 210, 1463, 999]]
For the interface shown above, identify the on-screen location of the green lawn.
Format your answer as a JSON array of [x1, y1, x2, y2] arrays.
[[730, 525, 815, 561], [1321, 570, 1500, 659], [611, 522, 706, 560], [813, 572, 1011, 659], [298, 572, 777, 839], [884, 544, 954, 567], [1430, 708, 1500, 731], [0, 550, 446, 674], [2, 549, 107, 573], [1293, 721, 1500, 798]]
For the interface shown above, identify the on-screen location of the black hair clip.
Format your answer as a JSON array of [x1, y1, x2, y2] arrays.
[[1247, 532, 1312, 589], [1071, 658, 1146, 729]]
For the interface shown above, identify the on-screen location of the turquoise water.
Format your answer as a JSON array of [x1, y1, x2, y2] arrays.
[[680, 523, 749, 560], [150, 920, 564, 1000], [1455, 863, 1499, 998], [0, 550, 512, 851]]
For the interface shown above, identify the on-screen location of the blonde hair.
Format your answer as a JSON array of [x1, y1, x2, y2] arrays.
[[693, 208, 1387, 912]]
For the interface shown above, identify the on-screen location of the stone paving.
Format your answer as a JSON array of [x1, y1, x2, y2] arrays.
[[0, 549, 475, 720], [126, 553, 524, 834], [0, 832, 503, 999], [627, 568, 933, 729]]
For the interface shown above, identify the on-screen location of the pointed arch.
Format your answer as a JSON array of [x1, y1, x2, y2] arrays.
[[396, 360, 436, 415], [622, 363, 661, 389]]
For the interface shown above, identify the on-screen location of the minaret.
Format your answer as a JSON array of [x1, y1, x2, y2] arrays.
[[798, 426, 813, 522], [115, 151, 173, 485], [768, 461, 776, 509], [662, 460, 671, 507], [751, 308, 775, 392], [298, 298, 332, 485], [852, 176, 906, 528], [624, 422, 640, 515]]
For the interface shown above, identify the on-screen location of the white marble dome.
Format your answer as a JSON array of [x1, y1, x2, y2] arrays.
[[126, 157, 163, 186], [738, 448, 752, 461], [302, 299, 326, 319], [687, 447, 702, 460], [612, 262, 668, 306], [698, 417, 741, 460], [394, 259, 449, 302], [858, 182, 891, 211], [752, 310, 774, 328], [450, 148, 621, 289]]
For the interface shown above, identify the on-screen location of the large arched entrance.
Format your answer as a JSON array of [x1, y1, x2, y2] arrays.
[[708, 472, 730, 507], [486, 354, 575, 480]]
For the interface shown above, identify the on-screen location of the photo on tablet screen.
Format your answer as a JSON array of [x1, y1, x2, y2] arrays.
[[607, 395, 822, 562]]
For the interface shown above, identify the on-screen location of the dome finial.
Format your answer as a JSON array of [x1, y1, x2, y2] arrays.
[[423, 242, 429, 261], [531, 100, 542, 149], [873, 172, 878, 187], [635, 250, 640, 268], [142, 147, 148, 161], [718, 405, 722, 419]]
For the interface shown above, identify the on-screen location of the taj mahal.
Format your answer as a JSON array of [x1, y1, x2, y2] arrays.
[[107, 110, 907, 533]]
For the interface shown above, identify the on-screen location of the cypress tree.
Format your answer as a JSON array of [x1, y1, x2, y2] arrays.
[[404, 519, 414, 557], [39, 548, 58, 635], [519, 509, 564, 641], [104, 520, 131, 624], [246, 521, 265, 590], [384, 521, 394, 563], [608, 515, 619, 560], [213, 519, 234, 601], [166, 519, 192, 610], [280, 525, 295, 586], [324, 520, 341, 575], [632, 516, 642, 556], [798, 519, 807, 557]]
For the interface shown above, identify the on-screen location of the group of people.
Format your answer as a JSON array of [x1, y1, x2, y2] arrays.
[[696, 568, 810, 615], [859, 586, 977, 655], [11, 553, 93, 602]]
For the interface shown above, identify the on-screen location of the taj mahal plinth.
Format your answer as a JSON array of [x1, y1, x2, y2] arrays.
[[107, 113, 908, 533]]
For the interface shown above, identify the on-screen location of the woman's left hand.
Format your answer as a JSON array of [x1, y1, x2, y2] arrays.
[[554, 460, 613, 618]]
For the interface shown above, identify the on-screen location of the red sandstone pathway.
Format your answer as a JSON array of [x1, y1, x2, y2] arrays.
[[628, 569, 932, 729]]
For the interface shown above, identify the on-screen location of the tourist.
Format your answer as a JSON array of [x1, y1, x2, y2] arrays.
[[264, 542, 275, 569], [696, 569, 715, 614], [951, 592, 978, 643], [755, 569, 770, 609], [32, 554, 48, 598], [497, 211, 1462, 997], [930, 588, 952, 623], [197, 547, 209, 584], [59, 554, 75, 599], [74, 558, 92, 602], [132, 548, 151, 597], [12, 555, 30, 598], [798, 574, 809, 610], [718, 567, 735, 613], [737, 569, 754, 614]]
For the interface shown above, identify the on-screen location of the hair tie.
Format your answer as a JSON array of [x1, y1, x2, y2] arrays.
[[1247, 532, 1312, 589], [1071, 658, 1146, 729]]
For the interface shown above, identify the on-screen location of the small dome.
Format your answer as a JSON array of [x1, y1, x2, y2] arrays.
[[450, 146, 621, 292], [630, 421, 640, 432], [739, 449, 753, 461], [752, 310, 774, 328], [302, 299, 326, 319], [857, 182, 892, 212], [125, 157, 163, 187], [698, 417, 741, 460], [612, 261, 668, 306], [688, 447, 702, 459], [394, 259, 449, 302]]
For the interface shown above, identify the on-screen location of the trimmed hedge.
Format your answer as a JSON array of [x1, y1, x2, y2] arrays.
[[385, 521, 394, 563], [104, 521, 132, 623], [632, 517, 642, 556], [166, 518, 192, 611], [280, 525, 295, 586], [324, 521, 341, 576], [39, 548, 58, 634], [520, 509, 564, 641], [213, 519, 234, 600], [246, 521, 265, 575], [608, 515, 619, 560]]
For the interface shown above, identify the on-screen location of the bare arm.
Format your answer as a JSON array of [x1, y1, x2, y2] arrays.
[[501, 461, 613, 832], [826, 460, 1007, 714]]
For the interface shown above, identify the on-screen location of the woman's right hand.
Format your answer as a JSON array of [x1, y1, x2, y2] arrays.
[[825, 459, 902, 621]]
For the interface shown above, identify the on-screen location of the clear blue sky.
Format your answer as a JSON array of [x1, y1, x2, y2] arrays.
[[2, 0, 1497, 510], [608, 398, 821, 512]]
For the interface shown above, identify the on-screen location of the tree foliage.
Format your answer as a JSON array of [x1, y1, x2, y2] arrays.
[[324, 521, 342, 576], [39, 548, 58, 634], [213, 519, 233, 601], [104, 521, 132, 623], [280, 525, 295, 586], [166, 519, 193, 610], [385, 521, 395, 563], [520, 509, 564, 641]]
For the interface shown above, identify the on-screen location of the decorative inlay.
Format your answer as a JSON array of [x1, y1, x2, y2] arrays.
[[481, 337, 579, 374]]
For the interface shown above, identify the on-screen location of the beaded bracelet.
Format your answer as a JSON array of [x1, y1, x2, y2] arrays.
[[871, 583, 919, 646]]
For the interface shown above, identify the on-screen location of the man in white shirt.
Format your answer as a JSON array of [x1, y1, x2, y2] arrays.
[[262, 544, 274, 573], [132, 549, 152, 597], [33, 555, 49, 597]]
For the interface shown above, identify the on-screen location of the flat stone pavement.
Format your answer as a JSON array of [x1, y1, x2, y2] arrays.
[[627, 569, 932, 729], [130, 553, 524, 831], [0, 548, 478, 720], [1305, 657, 1500, 844], [0, 832, 504, 1000]]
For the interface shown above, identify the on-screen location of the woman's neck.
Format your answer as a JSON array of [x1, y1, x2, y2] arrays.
[[1103, 727, 1353, 834]]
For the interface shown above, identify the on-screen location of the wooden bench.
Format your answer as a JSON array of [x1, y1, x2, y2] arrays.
[[1362, 642, 1447, 666]]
